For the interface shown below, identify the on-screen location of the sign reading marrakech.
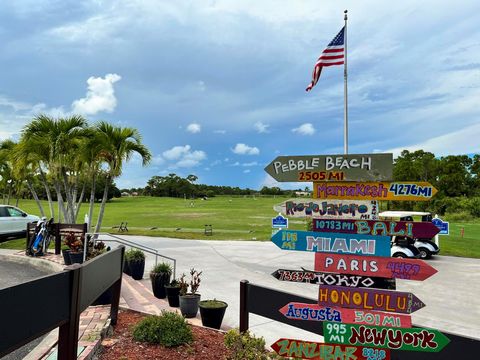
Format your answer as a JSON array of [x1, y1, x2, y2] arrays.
[[265, 153, 393, 182]]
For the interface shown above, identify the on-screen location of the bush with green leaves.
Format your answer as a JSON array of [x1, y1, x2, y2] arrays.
[[125, 248, 145, 262], [224, 329, 281, 360], [132, 311, 193, 347], [150, 262, 172, 275]]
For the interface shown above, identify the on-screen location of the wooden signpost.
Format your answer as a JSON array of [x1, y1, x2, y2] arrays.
[[313, 181, 438, 201], [318, 285, 424, 314], [314, 253, 438, 281], [270, 338, 391, 360], [273, 199, 379, 219], [312, 219, 440, 238], [264, 153, 393, 182], [323, 322, 450, 352], [279, 302, 412, 328], [271, 230, 391, 257], [271, 269, 396, 289]]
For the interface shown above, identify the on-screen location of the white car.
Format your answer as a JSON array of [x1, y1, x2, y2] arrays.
[[0, 205, 40, 240]]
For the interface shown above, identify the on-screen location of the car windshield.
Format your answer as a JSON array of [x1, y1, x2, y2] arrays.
[[6, 207, 23, 217]]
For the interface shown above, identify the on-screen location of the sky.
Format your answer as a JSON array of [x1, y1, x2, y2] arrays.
[[1, 0, 479, 190]]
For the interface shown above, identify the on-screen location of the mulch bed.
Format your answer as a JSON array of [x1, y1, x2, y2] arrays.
[[97, 309, 232, 360]]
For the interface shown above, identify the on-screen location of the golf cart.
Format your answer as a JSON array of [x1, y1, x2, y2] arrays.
[[379, 211, 440, 259]]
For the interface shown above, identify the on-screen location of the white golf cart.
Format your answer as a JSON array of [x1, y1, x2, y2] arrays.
[[379, 211, 440, 259]]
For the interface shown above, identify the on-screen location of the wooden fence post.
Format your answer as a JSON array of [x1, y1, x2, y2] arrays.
[[110, 246, 125, 326], [239, 280, 249, 332]]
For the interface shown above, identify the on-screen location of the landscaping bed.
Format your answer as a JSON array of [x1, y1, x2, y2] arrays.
[[97, 309, 232, 359]]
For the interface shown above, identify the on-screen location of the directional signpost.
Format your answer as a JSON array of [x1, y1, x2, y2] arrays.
[[264, 153, 393, 182], [270, 338, 391, 360], [312, 219, 440, 238], [271, 230, 391, 257], [323, 322, 450, 352], [273, 199, 379, 219], [279, 302, 412, 327], [318, 285, 425, 314], [314, 253, 438, 281], [271, 269, 396, 289], [314, 181, 438, 201]]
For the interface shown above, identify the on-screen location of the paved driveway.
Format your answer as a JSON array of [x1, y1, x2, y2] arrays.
[[103, 235, 480, 346]]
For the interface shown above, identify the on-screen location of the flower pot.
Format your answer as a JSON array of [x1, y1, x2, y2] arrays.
[[62, 249, 72, 265], [123, 259, 131, 276], [150, 273, 171, 299], [69, 251, 84, 264], [129, 259, 145, 280], [165, 286, 181, 307], [179, 294, 201, 318], [199, 300, 228, 329]]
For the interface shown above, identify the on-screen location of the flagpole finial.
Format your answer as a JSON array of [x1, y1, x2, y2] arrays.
[[344, 9, 348, 20]]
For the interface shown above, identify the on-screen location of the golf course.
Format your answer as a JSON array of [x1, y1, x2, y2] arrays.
[[1, 196, 479, 259]]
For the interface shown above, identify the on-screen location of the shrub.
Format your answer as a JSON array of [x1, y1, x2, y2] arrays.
[[125, 248, 145, 262], [151, 262, 172, 275], [444, 211, 472, 222], [224, 329, 281, 360], [468, 197, 480, 218], [132, 311, 193, 347]]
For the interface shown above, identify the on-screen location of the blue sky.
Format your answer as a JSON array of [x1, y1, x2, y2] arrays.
[[1, 1, 479, 190]]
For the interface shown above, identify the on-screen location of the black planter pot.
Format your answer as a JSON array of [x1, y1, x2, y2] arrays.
[[179, 294, 201, 318], [69, 252, 84, 264], [129, 259, 145, 280], [199, 300, 228, 329], [165, 286, 181, 307], [150, 273, 171, 299], [62, 249, 72, 265], [92, 287, 113, 305], [123, 259, 131, 276]]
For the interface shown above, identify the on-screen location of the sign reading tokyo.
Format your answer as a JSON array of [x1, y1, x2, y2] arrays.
[[314, 181, 438, 201], [274, 199, 379, 220], [264, 153, 393, 182]]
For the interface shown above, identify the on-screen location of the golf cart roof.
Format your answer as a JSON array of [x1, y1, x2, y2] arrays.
[[379, 211, 431, 218]]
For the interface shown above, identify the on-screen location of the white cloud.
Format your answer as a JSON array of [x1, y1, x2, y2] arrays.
[[71, 73, 121, 115], [232, 143, 260, 155], [254, 121, 269, 133], [162, 145, 206, 167], [186, 123, 201, 133], [292, 123, 315, 136], [243, 169, 251, 173], [242, 161, 258, 167], [214, 130, 226, 134]]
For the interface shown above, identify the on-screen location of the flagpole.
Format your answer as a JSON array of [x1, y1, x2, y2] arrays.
[[343, 10, 348, 155]]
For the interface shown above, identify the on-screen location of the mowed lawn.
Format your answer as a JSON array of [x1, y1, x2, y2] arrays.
[[2, 196, 479, 258]]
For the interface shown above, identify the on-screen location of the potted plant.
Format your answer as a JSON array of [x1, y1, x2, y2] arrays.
[[61, 245, 72, 265], [165, 279, 181, 307], [86, 240, 108, 261], [179, 268, 202, 318], [125, 248, 145, 280], [150, 262, 172, 299], [68, 234, 84, 264], [62, 232, 77, 265], [199, 299, 228, 329]]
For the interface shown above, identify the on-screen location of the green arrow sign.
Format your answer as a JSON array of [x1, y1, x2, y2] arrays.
[[323, 322, 450, 352]]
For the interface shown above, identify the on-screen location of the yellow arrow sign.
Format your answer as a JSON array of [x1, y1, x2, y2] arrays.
[[313, 181, 438, 201]]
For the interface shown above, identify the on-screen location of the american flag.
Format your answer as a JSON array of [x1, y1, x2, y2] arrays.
[[306, 27, 345, 92]]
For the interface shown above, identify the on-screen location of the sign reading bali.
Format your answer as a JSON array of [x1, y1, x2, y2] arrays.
[[274, 199, 379, 220], [271, 338, 391, 360], [314, 181, 438, 201], [271, 230, 391, 257], [264, 153, 393, 182]]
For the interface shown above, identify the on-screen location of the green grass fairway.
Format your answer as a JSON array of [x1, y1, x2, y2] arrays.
[[1, 196, 479, 259]]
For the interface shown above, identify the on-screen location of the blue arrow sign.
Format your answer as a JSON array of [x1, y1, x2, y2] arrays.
[[272, 215, 288, 228], [271, 230, 391, 257], [432, 218, 449, 235]]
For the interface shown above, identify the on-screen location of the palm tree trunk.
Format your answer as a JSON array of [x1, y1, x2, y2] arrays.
[[74, 182, 85, 222], [88, 173, 97, 232], [94, 175, 110, 234], [39, 165, 55, 219], [54, 181, 69, 223], [26, 179, 45, 217], [62, 169, 75, 223]]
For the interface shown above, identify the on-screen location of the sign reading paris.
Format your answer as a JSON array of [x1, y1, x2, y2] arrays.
[[264, 153, 393, 182]]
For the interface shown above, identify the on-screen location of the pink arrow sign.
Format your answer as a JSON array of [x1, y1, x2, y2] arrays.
[[318, 285, 424, 314], [314, 253, 437, 281], [279, 302, 412, 328]]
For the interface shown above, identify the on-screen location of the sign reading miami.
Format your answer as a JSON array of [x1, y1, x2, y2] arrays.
[[264, 153, 393, 182]]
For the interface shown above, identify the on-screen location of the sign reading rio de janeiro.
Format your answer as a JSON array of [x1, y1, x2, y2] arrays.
[[312, 219, 440, 238], [271, 230, 391, 257], [313, 181, 438, 201], [271, 338, 391, 360], [279, 302, 412, 328], [273, 199, 379, 220], [264, 153, 393, 182], [323, 322, 450, 352]]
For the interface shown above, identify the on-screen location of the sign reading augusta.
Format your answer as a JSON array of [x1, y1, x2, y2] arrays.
[[264, 153, 393, 182]]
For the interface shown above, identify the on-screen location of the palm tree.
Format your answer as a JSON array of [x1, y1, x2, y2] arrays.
[[94, 121, 151, 233]]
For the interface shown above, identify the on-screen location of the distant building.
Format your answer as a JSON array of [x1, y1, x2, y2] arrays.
[[121, 192, 130, 197], [295, 191, 310, 197]]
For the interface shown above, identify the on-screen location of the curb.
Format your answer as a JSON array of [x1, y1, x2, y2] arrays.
[[0, 252, 64, 273]]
